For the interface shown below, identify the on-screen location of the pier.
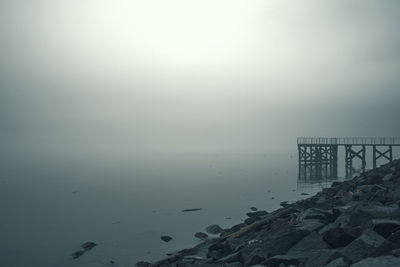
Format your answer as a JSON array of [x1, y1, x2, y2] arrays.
[[297, 137, 400, 180]]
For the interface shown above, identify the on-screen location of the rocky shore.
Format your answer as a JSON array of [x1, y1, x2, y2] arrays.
[[137, 159, 400, 267]]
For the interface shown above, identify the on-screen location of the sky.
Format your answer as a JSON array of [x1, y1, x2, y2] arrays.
[[0, 0, 399, 156]]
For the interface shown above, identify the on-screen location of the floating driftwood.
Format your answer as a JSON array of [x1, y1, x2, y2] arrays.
[[181, 208, 202, 212]]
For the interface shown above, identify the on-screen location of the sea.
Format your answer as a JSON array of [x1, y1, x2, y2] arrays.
[[0, 149, 345, 267]]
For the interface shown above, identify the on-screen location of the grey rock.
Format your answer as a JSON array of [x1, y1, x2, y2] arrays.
[[205, 224, 223, 235], [297, 219, 325, 232], [216, 252, 242, 263], [160, 235, 173, 242], [371, 219, 400, 238], [194, 232, 208, 240], [81, 241, 97, 250], [305, 249, 341, 267], [223, 262, 242, 267], [280, 201, 290, 207], [72, 241, 97, 259], [135, 261, 151, 267], [340, 229, 386, 263], [266, 251, 307, 267], [288, 231, 329, 254], [325, 257, 348, 267], [392, 248, 400, 256], [72, 250, 85, 259], [245, 216, 262, 225], [246, 211, 268, 217], [383, 174, 393, 181], [298, 208, 336, 224], [350, 256, 400, 267], [319, 218, 356, 249]]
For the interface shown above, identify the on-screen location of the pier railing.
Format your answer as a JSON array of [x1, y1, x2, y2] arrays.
[[297, 137, 400, 146]]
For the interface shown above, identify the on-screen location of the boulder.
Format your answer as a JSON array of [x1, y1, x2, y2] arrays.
[[340, 229, 386, 263], [350, 256, 400, 266], [297, 219, 325, 232], [288, 231, 329, 254], [305, 249, 342, 267], [324, 257, 348, 267], [298, 208, 336, 224], [371, 219, 400, 238], [321, 226, 356, 249], [223, 262, 242, 267], [265, 251, 307, 267]]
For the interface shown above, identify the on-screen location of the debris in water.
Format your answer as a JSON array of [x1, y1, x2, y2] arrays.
[[181, 208, 202, 212], [161, 235, 173, 242], [72, 241, 97, 259]]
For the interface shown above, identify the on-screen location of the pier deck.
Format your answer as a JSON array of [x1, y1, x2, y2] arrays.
[[297, 137, 400, 179]]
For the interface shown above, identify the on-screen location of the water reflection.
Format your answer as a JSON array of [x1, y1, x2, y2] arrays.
[[297, 162, 339, 190]]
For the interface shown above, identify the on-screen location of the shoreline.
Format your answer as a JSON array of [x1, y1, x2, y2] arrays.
[[140, 159, 400, 267]]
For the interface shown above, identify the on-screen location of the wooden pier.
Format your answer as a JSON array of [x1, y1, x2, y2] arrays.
[[297, 137, 400, 179]]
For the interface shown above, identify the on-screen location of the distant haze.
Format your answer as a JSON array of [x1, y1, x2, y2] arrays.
[[1, 0, 399, 157]]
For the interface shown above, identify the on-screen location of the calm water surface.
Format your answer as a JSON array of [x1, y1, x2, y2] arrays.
[[0, 151, 330, 267]]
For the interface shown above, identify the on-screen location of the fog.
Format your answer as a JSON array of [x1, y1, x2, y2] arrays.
[[1, 0, 399, 158], [1, 2, 400, 266]]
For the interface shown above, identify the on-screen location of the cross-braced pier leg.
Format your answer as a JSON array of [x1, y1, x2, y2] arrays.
[[345, 145, 366, 179], [298, 145, 338, 180], [373, 145, 393, 169]]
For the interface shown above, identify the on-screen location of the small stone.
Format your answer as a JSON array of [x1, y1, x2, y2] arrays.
[[160, 235, 172, 242], [135, 261, 151, 267], [246, 210, 268, 217], [81, 241, 97, 250], [194, 232, 208, 240], [245, 216, 262, 225], [205, 224, 223, 235], [72, 250, 85, 259], [301, 192, 310, 196], [280, 201, 290, 207], [250, 207, 258, 211]]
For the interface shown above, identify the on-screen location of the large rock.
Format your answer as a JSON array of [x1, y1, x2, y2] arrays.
[[288, 231, 329, 254], [296, 219, 325, 232], [324, 257, 348, 267], [371, 219, 400, 238], [305, 249, 342, 267], [265, 251, 308, 267], [256, 218, 308, 256], [350, 256, 400, 267], [298, 208, 337, 224], [340, 229, 386, 264], [320, 225, 356, 249]]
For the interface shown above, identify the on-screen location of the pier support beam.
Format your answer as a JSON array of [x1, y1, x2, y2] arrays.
[[373, 145, 393, 169], [298, 145, 338, 180], [345, 145, 366, 179]]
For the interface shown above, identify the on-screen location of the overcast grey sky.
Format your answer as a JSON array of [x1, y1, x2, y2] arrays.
[[1, 0, 399, 155]]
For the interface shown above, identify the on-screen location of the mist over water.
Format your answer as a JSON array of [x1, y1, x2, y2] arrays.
[[1, 1, 400, 266]]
